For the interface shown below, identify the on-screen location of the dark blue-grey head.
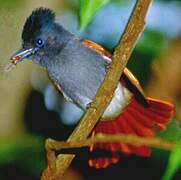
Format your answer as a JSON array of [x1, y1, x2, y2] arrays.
[[22, 7, 55, 44], [11, 7, 72, 67]]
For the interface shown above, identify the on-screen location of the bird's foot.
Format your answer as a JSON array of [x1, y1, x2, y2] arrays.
[[86, 102, 93, 109]]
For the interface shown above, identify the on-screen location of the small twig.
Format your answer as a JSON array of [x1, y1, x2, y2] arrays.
[[41, 0, 152, 179], [47, 133, 176, 152]]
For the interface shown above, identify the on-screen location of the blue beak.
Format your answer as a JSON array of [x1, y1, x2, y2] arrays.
[[10, 47, 39, 64]]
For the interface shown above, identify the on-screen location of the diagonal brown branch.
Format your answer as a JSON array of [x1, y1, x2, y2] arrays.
[[41, 0, 152, 179]]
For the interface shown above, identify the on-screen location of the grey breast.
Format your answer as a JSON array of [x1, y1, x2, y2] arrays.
[[48, 37, 107, 109]]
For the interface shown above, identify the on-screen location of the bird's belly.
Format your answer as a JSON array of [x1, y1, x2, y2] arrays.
[[59, 81, 132, 120], [101, 83, 132, 120]]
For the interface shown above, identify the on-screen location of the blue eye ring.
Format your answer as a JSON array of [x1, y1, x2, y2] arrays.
[[36, 39, 44, 48]]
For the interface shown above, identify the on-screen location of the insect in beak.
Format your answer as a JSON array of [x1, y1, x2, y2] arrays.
[[10, 47, 39, 65]]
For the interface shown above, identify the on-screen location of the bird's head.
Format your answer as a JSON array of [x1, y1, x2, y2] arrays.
[[10, 8, 71, 67]]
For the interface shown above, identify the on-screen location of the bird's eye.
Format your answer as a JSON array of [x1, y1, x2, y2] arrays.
[[36, 39, 44, 48]]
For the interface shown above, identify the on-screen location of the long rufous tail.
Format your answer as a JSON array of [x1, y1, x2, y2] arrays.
[[89, 97, 174, 168]]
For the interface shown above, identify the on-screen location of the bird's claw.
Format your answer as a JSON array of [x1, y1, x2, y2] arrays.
[[86, 102, 92, 109], [105, 62, 111, 72]]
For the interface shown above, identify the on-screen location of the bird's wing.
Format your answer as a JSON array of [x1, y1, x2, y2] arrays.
[[82, 39, 148, 106], [51, 79, 74, 103]]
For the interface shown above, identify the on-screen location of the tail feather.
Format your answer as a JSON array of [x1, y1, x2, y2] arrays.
[[130, 145, 150, 157], [128, 108, 153, 128], [118, 113, 151, 157], [89, 154, 120, 169], [131, 99, 172, 124], [124, 110, 154, 137], [89, 97, 174, 168], [148, 98, 173, 111]]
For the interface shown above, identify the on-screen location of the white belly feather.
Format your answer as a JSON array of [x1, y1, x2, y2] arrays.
[[101, 83, 132, 120], [60, 82, 132, 121]]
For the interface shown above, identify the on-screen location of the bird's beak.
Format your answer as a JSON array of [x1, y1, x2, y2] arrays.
[[10, 47, 39, 65]]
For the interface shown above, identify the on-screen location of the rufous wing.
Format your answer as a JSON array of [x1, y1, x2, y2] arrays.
[[82, 39, 148, 106]]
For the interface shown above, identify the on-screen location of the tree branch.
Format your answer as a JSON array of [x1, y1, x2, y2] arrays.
[[45, 133, 176, 151], [41, 0, 152, 179]]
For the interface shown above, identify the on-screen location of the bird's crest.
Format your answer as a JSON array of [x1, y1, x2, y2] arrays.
[[22, 8, 55, 42]]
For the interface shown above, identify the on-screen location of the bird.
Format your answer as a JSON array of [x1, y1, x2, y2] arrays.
[[10, 8, 174, 169]]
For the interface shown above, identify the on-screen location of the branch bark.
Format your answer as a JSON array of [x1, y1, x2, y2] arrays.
[[41, 0, 152, 179], [45, 133, 176, 151]]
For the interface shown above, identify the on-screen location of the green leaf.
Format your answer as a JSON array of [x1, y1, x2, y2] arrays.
[[79, 0, 110, 29], [152, 120, 181, 162], [0, 135, 45, 176], [162, 140, 181, 180], [158, 119, 181, 141]]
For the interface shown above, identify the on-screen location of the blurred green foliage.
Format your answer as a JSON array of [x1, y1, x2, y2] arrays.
[[159, 120, 181, 179], [0, 136, 45, 176], [162, 141, 181, 180], [79, 0, 110, 29], [128, 30, 168, 87], [137, 30, 168, 56], [159, 120, 181, 142], [152, 120, 181, 179]]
